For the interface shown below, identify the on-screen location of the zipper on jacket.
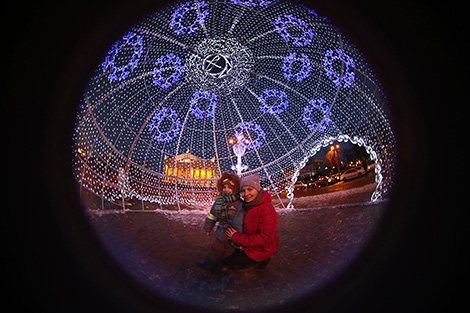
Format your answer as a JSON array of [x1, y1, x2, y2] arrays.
[[260, 245, 265, 252]]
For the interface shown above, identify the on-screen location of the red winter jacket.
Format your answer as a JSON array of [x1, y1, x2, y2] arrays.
[[231, 191, 279, 261]]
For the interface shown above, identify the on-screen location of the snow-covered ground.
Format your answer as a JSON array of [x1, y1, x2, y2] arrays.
[[88, 183, 380, 228], [162, 183, 379, 226], [272, 182, 377, 209]]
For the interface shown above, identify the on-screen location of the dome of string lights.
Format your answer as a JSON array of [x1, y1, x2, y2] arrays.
[[73, 0, 397, 210]]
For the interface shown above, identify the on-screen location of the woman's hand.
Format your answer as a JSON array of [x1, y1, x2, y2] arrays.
[[225, 227, 237, 239]]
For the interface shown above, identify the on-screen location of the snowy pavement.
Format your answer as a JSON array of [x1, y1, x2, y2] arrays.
[[86, 181, 378, 217], [87, 197, 386, 312], [272, 182, 377, 209]]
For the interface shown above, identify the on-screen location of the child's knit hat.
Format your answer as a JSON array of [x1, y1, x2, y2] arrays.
[[217, 171, 240, 194]]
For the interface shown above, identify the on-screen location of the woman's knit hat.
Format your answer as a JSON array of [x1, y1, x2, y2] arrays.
[[240, 173, 262, 192]]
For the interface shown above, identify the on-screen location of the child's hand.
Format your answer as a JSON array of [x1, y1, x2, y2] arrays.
[[225, 227, 237, 239]]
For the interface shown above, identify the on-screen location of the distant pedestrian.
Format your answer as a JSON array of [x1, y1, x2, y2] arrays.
[[196, 171, 244, 272], [222, 173, 279, 271]]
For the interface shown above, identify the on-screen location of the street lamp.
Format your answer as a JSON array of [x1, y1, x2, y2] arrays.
[[330, 144, 341, 173], [230, 135, 249, 174]]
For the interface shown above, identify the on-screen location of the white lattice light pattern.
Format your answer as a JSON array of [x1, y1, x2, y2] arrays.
[[73, 0, 397, 209]]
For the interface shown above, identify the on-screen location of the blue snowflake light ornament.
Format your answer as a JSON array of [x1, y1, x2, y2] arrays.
[[152, 53, 184, 89], [230, 0, 273, 6], [302, 98, 332, 132], [273, 14, 314, 46], [282, 52, 311, 82], [234, 121, 266, 150], [190, 91, 218, 119], [323, 49, 356, 88], [169, 1, 208, 35], [149, 107, 181, 142], [258, 89, 288, 114], [101, 32, 143, 82]]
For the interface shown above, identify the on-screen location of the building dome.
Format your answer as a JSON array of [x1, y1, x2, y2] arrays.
[[73, 0, 396, 209]]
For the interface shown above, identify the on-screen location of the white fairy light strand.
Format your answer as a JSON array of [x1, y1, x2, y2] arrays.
[[73, 0, 397, 210]]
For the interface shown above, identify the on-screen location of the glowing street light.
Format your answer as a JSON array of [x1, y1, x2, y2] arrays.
[[230, 136, 249, 174], [330, 144, 341, 173]]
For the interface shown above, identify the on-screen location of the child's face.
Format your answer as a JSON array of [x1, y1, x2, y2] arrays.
[[222, 184, 234, 194]]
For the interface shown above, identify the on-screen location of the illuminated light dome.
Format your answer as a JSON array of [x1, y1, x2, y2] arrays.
[[73, 0, 397, 209]]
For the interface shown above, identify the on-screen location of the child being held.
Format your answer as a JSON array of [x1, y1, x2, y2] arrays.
[[196, 171, 244, 272]]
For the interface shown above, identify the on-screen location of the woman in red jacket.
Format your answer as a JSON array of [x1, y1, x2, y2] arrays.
[[222, 173, 279, 270]]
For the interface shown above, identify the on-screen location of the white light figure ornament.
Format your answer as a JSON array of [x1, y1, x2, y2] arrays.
[[230, 135, 249, 175], [230, 121, 265, 174]]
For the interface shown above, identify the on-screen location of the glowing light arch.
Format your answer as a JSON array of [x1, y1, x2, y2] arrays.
[[286, 134, 387, 209]]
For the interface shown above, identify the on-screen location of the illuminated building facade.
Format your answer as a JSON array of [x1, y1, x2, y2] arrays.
[[163, 153, 220, 187]]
